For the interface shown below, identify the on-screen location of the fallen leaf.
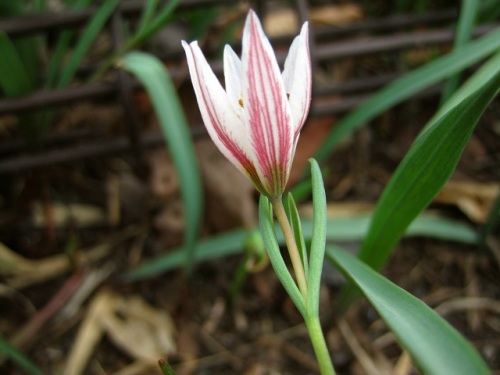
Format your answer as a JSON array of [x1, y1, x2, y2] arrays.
[[435, 180, 500, 223], [310, 4, 363, 26], [63, 289, 177, 375], [32, 202, 105, 228]]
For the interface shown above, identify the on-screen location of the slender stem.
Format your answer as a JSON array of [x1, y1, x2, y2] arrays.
[[269, 196, 335, 375], [270, 196, 308, 298], [305, 313, 336, 375]]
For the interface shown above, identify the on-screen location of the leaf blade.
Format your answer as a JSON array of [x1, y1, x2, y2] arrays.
[[327, 247, 490, 375], [121, 52, 203, 269]]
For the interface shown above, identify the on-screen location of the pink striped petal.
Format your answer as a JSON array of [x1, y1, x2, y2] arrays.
[[182, 41, 266, 192], [242, 10, 293, 197], [282, 22, 312, 139], [224, 45, 244, 119]]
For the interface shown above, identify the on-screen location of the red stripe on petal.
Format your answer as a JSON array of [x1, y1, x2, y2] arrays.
[[244, 11, 293, 196]]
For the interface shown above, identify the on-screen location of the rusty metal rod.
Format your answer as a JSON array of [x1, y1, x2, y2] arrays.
[[0, 87, 442, 175], [0, 0, 222, 36], [1, 24, 496, 115]]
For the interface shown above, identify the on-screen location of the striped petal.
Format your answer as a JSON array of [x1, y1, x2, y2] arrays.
[[182, 41, 263, 190], [242, 10, 294, 197], [182, 9, 312, 198], [224, 45, 244, 119], [282, 22, 312, 138]]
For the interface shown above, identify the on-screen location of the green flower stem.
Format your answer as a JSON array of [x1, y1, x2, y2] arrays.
[[270, 196, 308, 299], [305, 313, 336, 375], [270, 195, 335, 375]]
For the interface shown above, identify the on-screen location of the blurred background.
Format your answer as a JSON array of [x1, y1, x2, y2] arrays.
[[0, 0, 499, 374]]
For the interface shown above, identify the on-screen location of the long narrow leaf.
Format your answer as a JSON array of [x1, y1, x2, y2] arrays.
[[121, 52, 203, 269], [314, 27, 500, 163], [286, 193, 308, 276], [306, 159, 327, 316], [259, 196, 306, 315], [357, 53, 500, 272], [327, 246, 490, 375], [57, 0, 121, 88], [124, 213, 477, 280], [0, 32, 33, 96], [46, 0, 95, 88], [0, 334, 45, 375], [137, 0, 160, 35], [440, 0, 479, 103]]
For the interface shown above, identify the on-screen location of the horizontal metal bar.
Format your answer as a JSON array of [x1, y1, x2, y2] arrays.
[[0, 0, 221, 36], [2, 23, 496, 115], [0, 87, 442, 175]]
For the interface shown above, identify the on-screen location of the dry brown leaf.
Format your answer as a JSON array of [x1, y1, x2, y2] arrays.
[[100, 294, 176, 361], [63, 289, 112, 375], [32, 201, 105, 228], [0, 226, 140, 290], [63, 290, 177, 375], [0, 242, 109, 290], [263, 8, 299, 37], [299, 202, 375, 218], [434, 180, 500, 223], [310, 4, 363, 26]]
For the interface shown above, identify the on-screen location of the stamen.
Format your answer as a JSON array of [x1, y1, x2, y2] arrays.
[[238, 98, 244, 108]]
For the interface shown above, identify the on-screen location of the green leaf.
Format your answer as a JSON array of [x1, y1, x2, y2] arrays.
[[123, 213, 478, 280], [46, 0, 95, 88], [123, 229, 247, 281], [57, 0, 121, 88], [121, 52, 203, 270], [259, 196, 306, 315], [357, 52, 500, 272], [0, 32, 34, 96], [286, 193, 308, 276], [137, 0, 160, 36], [314, 27, 500, 163], [128, 0, 180, 48], [0, 334, 45, 375], [327, 247, 490, 375], [440, 0, 479, 103], [306, 159, 327, 315]]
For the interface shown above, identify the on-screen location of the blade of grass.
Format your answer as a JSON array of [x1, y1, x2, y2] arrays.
[[259, 196, 306, 315], [124, 213, 478, 281], [56, 0, 121, 88], [327, 246, 489, 375], [440, 0, 479, 103], [334, 52, 500, 313], [121, 52, 203, 271], [137, 0, 160, 36], [46, 0, 95, 88], [313, 27, 500, 164], [0, 32, 34, 96], [123, 229, 248, 281], [91, 0, 180, 81], [0, 334, 45, 375], [132, 0, 180, 44], [359, 53, 500, 271], [306, 159, 327, 316]]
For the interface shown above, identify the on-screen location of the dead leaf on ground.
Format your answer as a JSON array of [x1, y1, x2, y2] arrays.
[[310, 4, 364, 26], [434, 180, 500, 223], [32, 201, 105, 228], [63, 289, 177, 375], [264, 8, 299, 37], [0, 226, 140, 290]]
